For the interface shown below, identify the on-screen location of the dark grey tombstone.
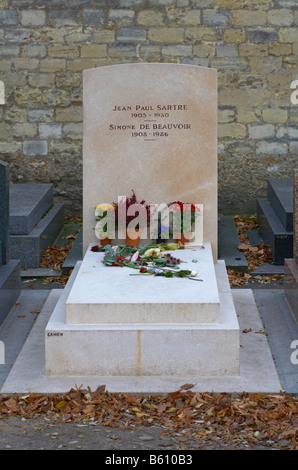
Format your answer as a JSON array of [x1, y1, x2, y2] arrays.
[[0, 160, 9, 265], [0, 160, 21, 327]]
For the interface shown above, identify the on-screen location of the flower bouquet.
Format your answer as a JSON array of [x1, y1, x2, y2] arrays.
[[114, 190, 150, 247], [169, 201, 201, 245], [149, 203, 172, 243], [94, 203, 116, 245], [91, 243, 201, 281]]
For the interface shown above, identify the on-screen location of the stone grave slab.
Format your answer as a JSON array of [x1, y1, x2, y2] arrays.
[[9, 203, 64, 267], [83, 63, 218, 261], [0, 290, 49, 389], [284, 169, 298, 320], [9, 183, 53, 235], [65, 243, 219, 325], [8, 183, 64, 268], [45, 258, 239, 377], [267, 178, 293, 232], [0, 161, 21, 326], [257, 198, 293, 264], [257, 177, 294, 265], [1, 287, 282, 394], [62, 229, 83, 275], [218, 215, 248, 272], [0, 259, 21, 326]]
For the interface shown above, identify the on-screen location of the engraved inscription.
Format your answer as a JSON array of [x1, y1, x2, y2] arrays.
[[109, 103, 191, 141]]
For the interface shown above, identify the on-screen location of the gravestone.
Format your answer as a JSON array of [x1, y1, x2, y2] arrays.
[[257, 178, 293, 265], [83, 63, 218, 260], [284, 169, 298, 320], [45, 64, 240, 378], [0, 160, 21, 326]]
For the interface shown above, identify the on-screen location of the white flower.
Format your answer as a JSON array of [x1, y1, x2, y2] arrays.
[[148, 268, 163, 274], [191, 271, 197, 277], [144, 248, 163, 258]]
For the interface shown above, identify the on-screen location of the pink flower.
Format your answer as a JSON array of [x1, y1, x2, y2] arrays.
[[131, 251, 139, 262]]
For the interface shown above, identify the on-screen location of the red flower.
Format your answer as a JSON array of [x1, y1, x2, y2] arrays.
[[140, 267, 147, 273], [171, 201, 183, 211], [91, 245, 99, 252], [171, 201, 197, 212]]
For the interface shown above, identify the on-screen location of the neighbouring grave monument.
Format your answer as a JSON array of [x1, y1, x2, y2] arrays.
[[0, 160, 21, 326], [284, 169, 298, 321], [257, 178, 293, 265], [45, 64, 240, 377], [9, 183, 64, 268]]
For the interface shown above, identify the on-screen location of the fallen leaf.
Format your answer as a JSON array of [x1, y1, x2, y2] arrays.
[[0, 385, 296, 450], [55, 400, 68, 410], [238, 244, 249, 250], [180, 383, 195, 390], [167, 407, 176, 413], [157, 403, 167, 413], [136, 412, 150, 418], [282, 429, 297, 438], [255, 330, 268, 336], [4, 398, 17, 410]]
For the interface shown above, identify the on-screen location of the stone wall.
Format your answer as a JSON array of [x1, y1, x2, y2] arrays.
[[0, 0, 297, 214]]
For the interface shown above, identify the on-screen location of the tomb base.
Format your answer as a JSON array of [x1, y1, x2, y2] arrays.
[[45, 244, 240, 377], [65, 242, 220, 325]]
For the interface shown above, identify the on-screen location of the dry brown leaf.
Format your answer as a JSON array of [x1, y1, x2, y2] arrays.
[[180, 383, 195, 390]]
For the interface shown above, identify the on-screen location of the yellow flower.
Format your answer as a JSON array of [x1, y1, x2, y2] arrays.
[[94, 203, 115, 211], [144, 248, 164, 258]]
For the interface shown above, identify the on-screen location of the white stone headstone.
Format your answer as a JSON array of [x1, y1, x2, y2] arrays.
[[83, 63, 218, 260]]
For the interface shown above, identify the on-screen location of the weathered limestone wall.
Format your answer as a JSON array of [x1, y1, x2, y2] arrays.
[[0, 0, 297, 214]]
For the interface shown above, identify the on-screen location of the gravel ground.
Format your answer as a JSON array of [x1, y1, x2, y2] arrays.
[[0, 416, 291, 451]]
